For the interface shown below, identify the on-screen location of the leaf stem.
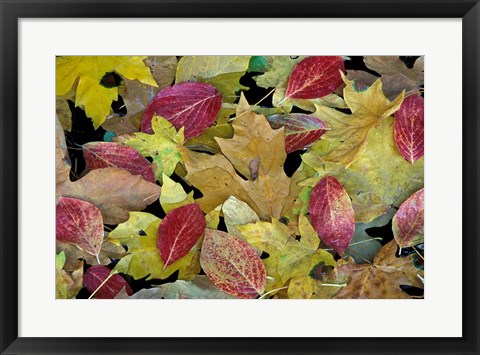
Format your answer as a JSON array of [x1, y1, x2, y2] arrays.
[[88, 271, 117, 299], [412, 245, 424, 260], [232, 88, 276, 121], [259, 286, 288, 299], [319, 283, 347, 287]]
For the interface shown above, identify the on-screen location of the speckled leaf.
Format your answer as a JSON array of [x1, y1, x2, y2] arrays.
[[335, 240, 423, 299], [141, 82, 222, 139], [83, 142, 155, 183], [158, 203, 206, 267], [122, 116, 185, 181], [393, 188, 424, 248], [200, 229, 266, 299], [309, 176, 355, 255], [84, 265, 133, 299], [108, 214, 201, 281], [56, 197, 104, 258], [267, 113, 328, 153], [394, 95, 424, 163], [285, 56, 345, 99], [56, 167, 161, 224]]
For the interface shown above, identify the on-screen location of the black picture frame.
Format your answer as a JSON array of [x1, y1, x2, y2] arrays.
[[1, 1, 478, 354]]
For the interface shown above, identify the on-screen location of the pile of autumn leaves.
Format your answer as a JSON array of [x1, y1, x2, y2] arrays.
[[55, 56, 424, 299]]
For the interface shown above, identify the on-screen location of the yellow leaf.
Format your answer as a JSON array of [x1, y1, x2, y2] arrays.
[[314, 72, 404, 167], [56, 252, 83, 299], [56, 56, 157, 128], [159, 174, 195, 213], [181, 94, 290, 219]]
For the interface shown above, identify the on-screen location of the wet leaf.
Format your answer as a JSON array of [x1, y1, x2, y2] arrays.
[[335, 240, 424, 299], [394, 95, 424, 163], [158, 203, 206, 267], [393, 188, 424, 248], [57, 167, 161, 224], [56, 56, 157, 128], [200, 229, 266, 299], [141, 82, 222, 139], [83, 142, 155, 183], [285, 56, 345, 99], [84, 265, 133, 299], [56, 197, 104, 259], [267, 113, 328, 153]]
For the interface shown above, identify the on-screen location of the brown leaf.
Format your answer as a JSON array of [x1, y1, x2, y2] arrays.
[[57, 167, 161, 224], [55, 116, 71, 184], [334, 240, 423, 299]]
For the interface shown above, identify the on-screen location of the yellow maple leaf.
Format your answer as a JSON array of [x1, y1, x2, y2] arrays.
[[315, 72, 404, 167], [56, 56, 157, 128]]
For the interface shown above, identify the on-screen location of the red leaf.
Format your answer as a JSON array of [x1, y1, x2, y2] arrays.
[[200, 229, 266, 299], [56, 197, 104, 257], [394, 95, 424, 163], [83, 142, 155, 183], [141, 82, 222, 139], [157, 203, 206, 267], [267, 113, 328, 153], [309, 176, 355, 254], [392, 188, 424, 248], [285, 56, 345, 100], [84, 265, 133, 299]]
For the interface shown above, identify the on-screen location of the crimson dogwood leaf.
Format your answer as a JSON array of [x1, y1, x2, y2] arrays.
[[56, 197, 104, 259], [308, 176, 355, 254], [84, 265, 133, 299], [267, 113, 328, 153], [200, 229, 266, 299], [285, 56, 345, 100], [158, 203, 206, 267], [392, 188, 424, 248], [394, 95, 424, 163], [141, 82, 222, 139], [83, 142, 155, 183]]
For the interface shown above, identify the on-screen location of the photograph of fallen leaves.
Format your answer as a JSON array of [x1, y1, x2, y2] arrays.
[[55, 55, 424, 299]]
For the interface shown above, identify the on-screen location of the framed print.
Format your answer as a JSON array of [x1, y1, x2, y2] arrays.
[[1, 0, 479, 354]]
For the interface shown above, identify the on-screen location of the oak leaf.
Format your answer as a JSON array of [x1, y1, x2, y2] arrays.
[[56, 56, 157, 128], [334, 240, 424, 299], [56, 167, 161, 224]]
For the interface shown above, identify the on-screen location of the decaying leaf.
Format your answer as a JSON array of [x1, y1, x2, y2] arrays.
[[56, 197, 104, 259], [57, 167, 161, 224], [200, 229, 266, 299], [394, 95, 424, 163], [335, 240, 424, 299], [83, 142, 155, 183], [141, 82, 222, 139], [393, 188, 424, 249], [309, 176, 355, 255], [56, 56, 157, 128]]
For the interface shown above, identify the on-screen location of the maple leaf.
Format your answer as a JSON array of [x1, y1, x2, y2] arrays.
[[394, 95, 424, 163], [314, 72, 405, 167], [302, 117, 424, 223], [120, 116, 185, 181], [56, 167, 161, 225], [363, 56, 424, 99], [392, 188, 424, 249], [334, 240, 424, 299], [118, 56, 178, 121], [56, 252, 83, 299], [181, 94, 290, 220], [107, 212, 201, 281], [175, 56, 251, 103], [237, 215, 336, 298], [56, 56, 157, 128], [200, 229, 266, 299]]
